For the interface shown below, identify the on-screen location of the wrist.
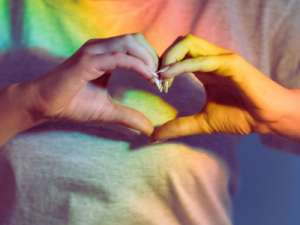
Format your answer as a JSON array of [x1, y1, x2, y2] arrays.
[[265, 89, 300, 144], [0, 83, 46, 146]]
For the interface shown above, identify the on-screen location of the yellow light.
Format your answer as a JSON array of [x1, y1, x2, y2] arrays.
[[121, 90, 177, 126]]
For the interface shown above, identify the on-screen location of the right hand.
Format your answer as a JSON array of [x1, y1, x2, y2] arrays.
[[151, 34, 293, 142], [12, 34, 159, 136]]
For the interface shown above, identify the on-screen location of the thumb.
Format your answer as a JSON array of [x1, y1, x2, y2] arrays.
[[150, 114, 212, 142], [103, 101, 154, 136]]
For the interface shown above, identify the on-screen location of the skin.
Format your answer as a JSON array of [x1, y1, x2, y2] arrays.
[[0, 33, 159, 147], [151, 34, 300, 144], [2, 33, 300, 147]]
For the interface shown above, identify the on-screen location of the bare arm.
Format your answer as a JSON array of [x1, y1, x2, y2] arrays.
[[0, 34, 159, 147], [0, 83, 44, 146], [267, 89, 300, 144], [151, 34, 300, 145]]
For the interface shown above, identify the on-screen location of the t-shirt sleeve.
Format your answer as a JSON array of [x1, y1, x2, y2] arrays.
[[259, 0, 300, 155]]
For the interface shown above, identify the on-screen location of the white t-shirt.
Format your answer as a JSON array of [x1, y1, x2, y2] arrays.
[[0, 0, 299, 224]]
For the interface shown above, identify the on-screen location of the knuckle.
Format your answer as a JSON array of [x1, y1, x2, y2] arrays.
[[120, 34, 137, 51], [132, 57, 141, 66], [185, 34, 194, 39], [80, 44, 93, 55], [228, 53, 242, 64], [132, 32, 144, 40], [196, 56, 206, 64], [78, 53, 92, 68], [182, 34, 199, 49], [185, 34, 204, 46], [123, 34, 136, 43], [112, 52, 125, 61], [83, 38, 97, 46], [185, 34, 197, 41], [81, 38, 98, 53], [77, 54, 99, 78]]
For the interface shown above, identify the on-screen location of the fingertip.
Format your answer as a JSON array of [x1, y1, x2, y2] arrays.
[[161, 78, 175, 93], [151, 115, 205, 142], [127, 125, 153, 137], [133, 117, 154, 136], [167, 78, 174, 88], [157, 66, 171, 73], [129, 122, 154, 137], [148, 138, 168, 145], [108, 103, 154, 136], [149, 123, 174, 143], [158, 64, 179, 79]]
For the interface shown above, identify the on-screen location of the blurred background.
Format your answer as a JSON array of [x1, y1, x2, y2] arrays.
[[232, 134, 300, 225]]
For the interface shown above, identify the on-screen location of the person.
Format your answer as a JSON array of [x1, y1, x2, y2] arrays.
[[0, 0, 299, 224]]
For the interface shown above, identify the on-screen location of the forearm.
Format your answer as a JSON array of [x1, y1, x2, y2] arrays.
[[267, 89, 300, 145], [0, 83, 44, 147]]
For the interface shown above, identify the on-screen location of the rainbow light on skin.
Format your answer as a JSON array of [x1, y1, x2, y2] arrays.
[[121, 90, 177, 127], [0, 0, 11, 50], [22, 0, 178, 129], [0, 2, 232, 222]]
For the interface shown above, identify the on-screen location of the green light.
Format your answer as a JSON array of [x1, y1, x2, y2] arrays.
[[0, 0, 11, 50], [121, 90, 177, 126], [23, 0, 107, 57]]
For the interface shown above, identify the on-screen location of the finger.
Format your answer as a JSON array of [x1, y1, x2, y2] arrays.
[[161, 34, 233, 67], [80, 52, 157, 82], [132, 33, 159, 71], [104, 101, 154, 135], [166, 78, 174, 87], [150, 114, 212, 142], [161, 78, 174, 93], [84, 34, 158, 72], [158, 54, 238, 80], [159, 35, 185, 66], [156, 36, 184, 90], [51, 52, 158, 102]]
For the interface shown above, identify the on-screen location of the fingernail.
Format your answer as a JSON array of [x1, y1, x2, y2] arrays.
[[128, 128, 141, 134], [154, 77, 161, 89], [157, 66, 170, 73], [159, 78, 163, 92], [163, 81, 169, 93], [148, 139, 168, 144], [145, 65, 159, 77]]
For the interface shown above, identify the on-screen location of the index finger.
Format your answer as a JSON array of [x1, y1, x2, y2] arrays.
[[161, 34, 233, 68]]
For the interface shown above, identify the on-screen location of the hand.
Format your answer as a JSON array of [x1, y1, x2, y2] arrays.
[[15, 34, 159, 136], [151, 34, 292, 142]]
